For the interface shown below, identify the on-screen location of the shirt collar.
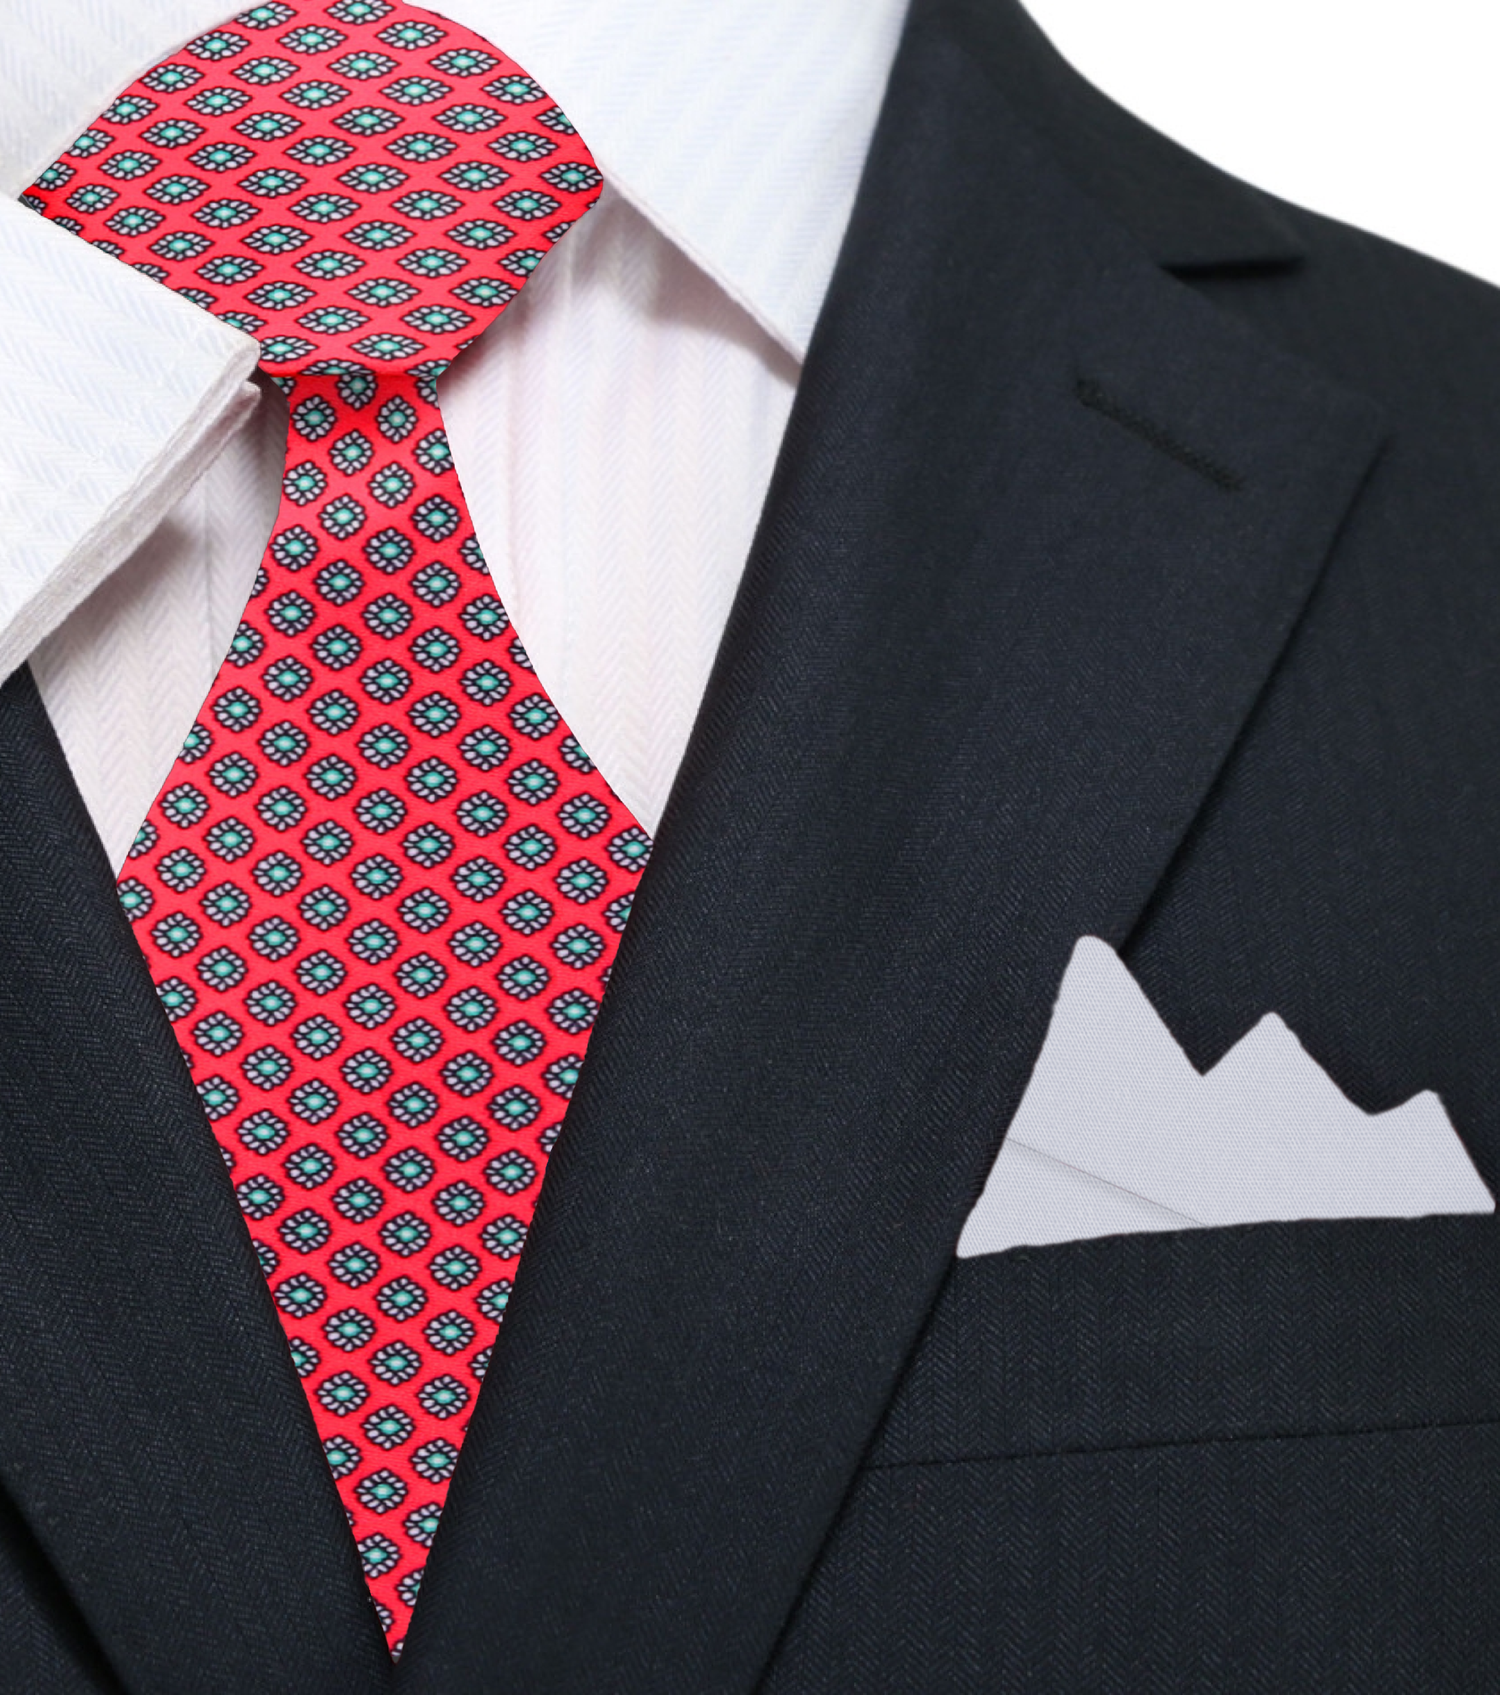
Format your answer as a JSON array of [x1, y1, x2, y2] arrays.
[[431, 0, 911, 360]]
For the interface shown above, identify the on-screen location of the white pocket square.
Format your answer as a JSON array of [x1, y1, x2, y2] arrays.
[[957, 937, 1494, 1257]]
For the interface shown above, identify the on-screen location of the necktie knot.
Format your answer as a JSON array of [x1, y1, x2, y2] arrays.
[[26, 0, 600, 383]]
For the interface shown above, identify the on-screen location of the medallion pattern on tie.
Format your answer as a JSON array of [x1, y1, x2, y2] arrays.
[[26, 1, 643, 1653]]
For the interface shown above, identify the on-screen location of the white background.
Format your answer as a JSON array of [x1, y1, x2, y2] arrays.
[[1028, 0, 1500, 288]]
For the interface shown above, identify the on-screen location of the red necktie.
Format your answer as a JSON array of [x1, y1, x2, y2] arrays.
[[27, 1, 647, 1654]]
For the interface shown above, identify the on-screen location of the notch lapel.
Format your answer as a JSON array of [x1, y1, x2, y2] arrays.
[[402, 3, 1384, 1691], [0, 670, 390, 1694]]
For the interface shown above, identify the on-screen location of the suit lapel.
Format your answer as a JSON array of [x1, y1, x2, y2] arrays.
[[0, 669, 390, 1694], [401, 5, 1385, 1692]]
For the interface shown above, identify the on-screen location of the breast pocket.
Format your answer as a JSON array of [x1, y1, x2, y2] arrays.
[[763, 1217, 1500, 1695]]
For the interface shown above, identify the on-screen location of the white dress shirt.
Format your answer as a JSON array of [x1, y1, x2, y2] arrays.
[[0, 0, 909, 865]]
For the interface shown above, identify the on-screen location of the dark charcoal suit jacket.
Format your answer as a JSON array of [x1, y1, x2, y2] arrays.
[[4, 0, 1500, 1688]]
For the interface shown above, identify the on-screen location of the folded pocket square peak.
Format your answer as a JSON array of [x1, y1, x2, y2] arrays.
[[956, 937, 1494, 1257]]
